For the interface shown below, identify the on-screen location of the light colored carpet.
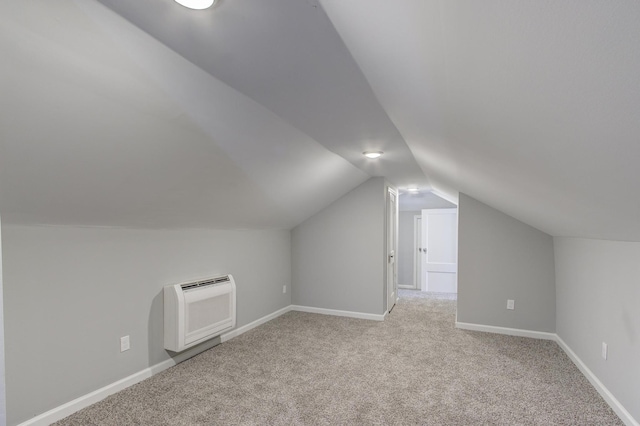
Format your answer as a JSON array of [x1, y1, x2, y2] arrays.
[[399, 289, 458, 300], [56, 294, 621, 425]]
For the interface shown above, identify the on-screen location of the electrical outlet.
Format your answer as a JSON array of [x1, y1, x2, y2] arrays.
[[602, 342, 608, 360], [282, 285, 287, 294], [120, 335, 130, 352], [507, 299, 515, 310]]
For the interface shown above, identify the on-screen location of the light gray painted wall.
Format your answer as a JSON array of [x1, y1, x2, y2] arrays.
[[398, 211, 419, 287], [292, 177, 386, 315], [457, 194, 556, 332], [2, 225, 291, 425], [0, 219, 6, 425], [399, 192, 456, 212], [555, 237, 640, 423]]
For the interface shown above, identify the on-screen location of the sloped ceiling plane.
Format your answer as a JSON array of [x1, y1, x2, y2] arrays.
[[1, 0, 639, 241]]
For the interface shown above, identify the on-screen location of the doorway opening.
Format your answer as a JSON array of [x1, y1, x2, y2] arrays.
[[397, 190, 458, 301]]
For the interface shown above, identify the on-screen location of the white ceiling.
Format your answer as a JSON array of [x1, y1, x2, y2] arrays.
[[92, 0, 429, 189], [2, 0, 640, 240], [321, 0, 640, 241], [0, 0, 426, 229]]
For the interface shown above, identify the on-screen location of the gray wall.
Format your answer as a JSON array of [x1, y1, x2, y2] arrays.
[[399, 192, 456, 212], [398, 211, 419, 287], [2, 225, 291, 425], [292, 177, 386, 315], [0, 218, 5, 425], [457, 194, 556, 332], [555, 237, 640, 422]]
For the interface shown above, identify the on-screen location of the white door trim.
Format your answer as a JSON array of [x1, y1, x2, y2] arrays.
[[386, 187, 398, 313], [413, 215, 422, 290]]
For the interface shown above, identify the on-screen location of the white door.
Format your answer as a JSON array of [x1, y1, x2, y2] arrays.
[[413, 215, 422, 290], [421, 208, 458, 293], [387, 188, 398, 312]]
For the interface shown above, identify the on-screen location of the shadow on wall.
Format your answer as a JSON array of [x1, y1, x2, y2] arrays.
[[148, 290, 222, 369], [148, 291, 165, 367]]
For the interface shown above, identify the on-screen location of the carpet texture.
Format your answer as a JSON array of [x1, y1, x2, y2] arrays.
[[56, 291, 622, 425]]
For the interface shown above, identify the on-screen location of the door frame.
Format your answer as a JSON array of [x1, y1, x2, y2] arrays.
[[413, 215, 422, 290], [386, 187, 398, 313]]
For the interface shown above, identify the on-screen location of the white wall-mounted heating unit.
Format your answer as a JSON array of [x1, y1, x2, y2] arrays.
[[164, 274, 236, 352]]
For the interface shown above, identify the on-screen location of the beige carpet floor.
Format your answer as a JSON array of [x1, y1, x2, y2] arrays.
[[56, 292, 622, 425]]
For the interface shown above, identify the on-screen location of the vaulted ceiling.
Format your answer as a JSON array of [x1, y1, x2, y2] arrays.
[[322, 0, 640, 241], [1, 0, 639, 240]]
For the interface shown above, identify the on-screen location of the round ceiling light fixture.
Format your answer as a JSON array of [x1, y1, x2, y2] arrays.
[[175, 0, 215, 10], [363, 151, 383, 159], [406, 187, 419, 193]]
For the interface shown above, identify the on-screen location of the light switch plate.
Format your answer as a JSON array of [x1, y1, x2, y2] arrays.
[[121, 335, 130, 352]]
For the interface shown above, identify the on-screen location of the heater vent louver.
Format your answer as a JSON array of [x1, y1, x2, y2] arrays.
[[180, 275, 230, 291]]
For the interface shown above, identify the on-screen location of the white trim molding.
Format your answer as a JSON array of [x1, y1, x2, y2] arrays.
[[556, 336, 639, 426], [455, 322, 638, 426], [221, 306, 291, 342], [18, 304, 381, 425], [20, 311, 637, 426], [18, 305, 293, 426], [18, 337, 220, 426], [455, 322, 556, 340], [290, 305, 386, 321]]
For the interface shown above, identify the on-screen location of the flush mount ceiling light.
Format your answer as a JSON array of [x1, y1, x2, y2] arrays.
[[406, 187, 420, 193], [175, 0, 215, 10], [363, 151, 383, 159]]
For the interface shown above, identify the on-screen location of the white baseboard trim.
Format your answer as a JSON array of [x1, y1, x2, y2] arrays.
[[221, 305, 292, 342], [455, 321, 556, 340], [291, 305, 386, 321], [18, 305, 293, 426], [455, 322, 637, 426], [555, 336, 639, 426], [19, 369, 156, 426], [18, 336, 218, 426], [21, 310, 636, 426]]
